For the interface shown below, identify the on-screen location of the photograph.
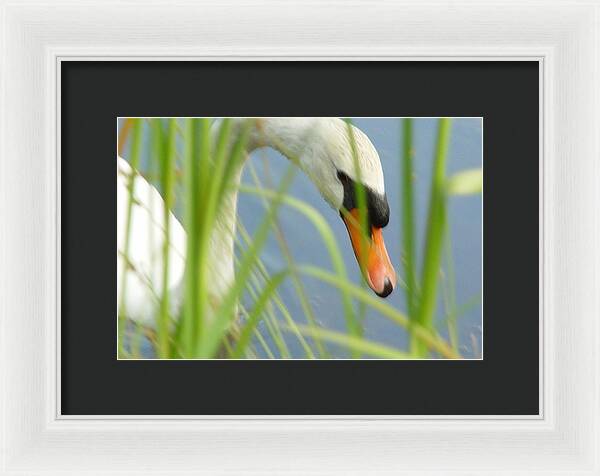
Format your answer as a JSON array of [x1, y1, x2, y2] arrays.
[[7, 0, 600, 470], [117, 117, 482, 359]]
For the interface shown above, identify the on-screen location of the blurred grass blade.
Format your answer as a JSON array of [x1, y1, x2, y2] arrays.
[[446, 168, 483, 196], [181, 119, 204, 357], [414, 118, 452, 357], [157, 119, 177, 358], [344, 119, 368, 354], [286, 325, 411, 359], [232, 271, 289, 358], [192, 119, 233, 351], [401, 118, 419, 333], [234, 250, 292, 358], [442, 225, 459, 352]]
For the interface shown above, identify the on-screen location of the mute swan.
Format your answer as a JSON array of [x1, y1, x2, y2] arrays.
[[117, 118, 396, 329]]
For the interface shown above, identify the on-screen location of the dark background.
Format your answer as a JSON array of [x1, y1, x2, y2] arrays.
[[62, 62, 539, 415]]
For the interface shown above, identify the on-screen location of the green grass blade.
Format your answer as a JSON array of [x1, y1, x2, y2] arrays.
[[193, 119, 212, 350], [402, 118, 419, 327], [344, 119, 368, 354], [285, 324, 411, 359], [190, 119, 232, 351], [237, 251, 291, 358], [252, 327, 276, 359], [236, 222, 315, 358], [157, 119, 177, 358], [440, 221, 459, 352], [446, 168, 483, 196], [180, 119, 202, 357], [232, 271, 289, 358], [238, 304, 275, 359], [414, 118, 452, 357]]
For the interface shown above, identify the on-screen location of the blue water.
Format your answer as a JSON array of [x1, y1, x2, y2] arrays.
[[121, 118, 482, 358]]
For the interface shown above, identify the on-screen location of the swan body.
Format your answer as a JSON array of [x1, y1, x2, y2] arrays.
[[117, 157, 186, 325], [117, 118, 395, 328]]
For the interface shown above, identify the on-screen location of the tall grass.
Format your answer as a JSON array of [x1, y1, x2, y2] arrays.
[[117, 118, 481, 359], [402, 119, 419, 353], [157, 119, 177, 358], [414, 118, 452, 357]]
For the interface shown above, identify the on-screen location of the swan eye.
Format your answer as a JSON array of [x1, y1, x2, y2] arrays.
[[336, 171, 389, 228]]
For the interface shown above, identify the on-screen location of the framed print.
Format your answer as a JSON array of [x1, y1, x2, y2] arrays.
[[61, 61, 537, 416], [1, 1, 599, 475]]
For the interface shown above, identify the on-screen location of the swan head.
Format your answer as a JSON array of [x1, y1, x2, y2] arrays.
[[282, 118, 397, 298]]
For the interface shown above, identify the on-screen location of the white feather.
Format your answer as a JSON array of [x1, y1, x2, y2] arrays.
[[117, 157, 186, 325]]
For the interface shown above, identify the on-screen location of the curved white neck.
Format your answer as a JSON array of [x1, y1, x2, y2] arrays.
[[220, 117, 319, 159], [208, 118, 316, 298]]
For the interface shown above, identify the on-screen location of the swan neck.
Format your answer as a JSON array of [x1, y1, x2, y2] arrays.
[[208, 118, 316, 298], [247, 118, 317, 160]]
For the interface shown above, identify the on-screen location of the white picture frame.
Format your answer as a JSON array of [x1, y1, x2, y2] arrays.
[[1, 0, 598, 474]]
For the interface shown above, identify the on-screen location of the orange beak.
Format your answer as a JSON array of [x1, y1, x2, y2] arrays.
[[342, 208, 396, 298]]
